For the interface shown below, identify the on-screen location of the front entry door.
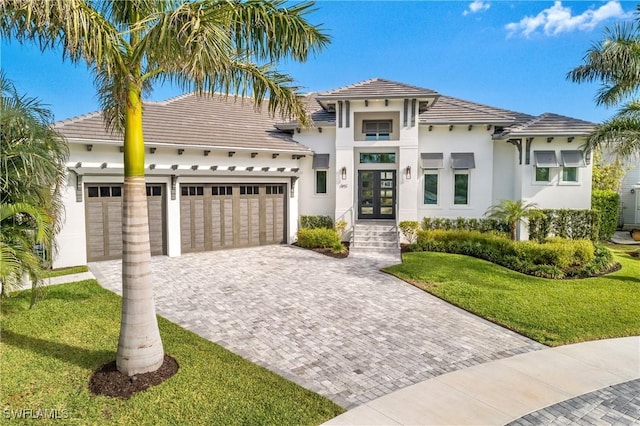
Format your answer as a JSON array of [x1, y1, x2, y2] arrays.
[[358, 170, 396, 219]]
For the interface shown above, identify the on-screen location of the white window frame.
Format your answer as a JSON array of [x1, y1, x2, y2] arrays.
[[314, 169, 328, 195], [559, 166, 580, 185], [453, 169, 470, 206], [423, 170, 439, 206], [533, 166, 555, 185]]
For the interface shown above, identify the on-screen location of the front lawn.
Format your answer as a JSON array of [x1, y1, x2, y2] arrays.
[[384, 248, 640, 346], [1, 281, 343, 425]]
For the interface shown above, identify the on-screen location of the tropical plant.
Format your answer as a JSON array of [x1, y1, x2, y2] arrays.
[[0, 72, 68, 257], [568, 6, 640, 159], [1, 0, 328, 376], [485, 199, 537, 241], [0, 202, 53, 306], [0, 73, 68, 306], [591, 149, 627, 191]]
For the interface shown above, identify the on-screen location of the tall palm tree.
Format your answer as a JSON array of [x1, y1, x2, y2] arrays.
[[485, 199, 537, 241], [0, 73, 67, 304], [1, 0, 328, 376], [568, 6, 640, 159]]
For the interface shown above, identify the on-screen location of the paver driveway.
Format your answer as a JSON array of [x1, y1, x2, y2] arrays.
[[90, 245, 545, 408]]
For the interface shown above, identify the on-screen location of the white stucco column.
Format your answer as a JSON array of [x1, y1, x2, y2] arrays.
[[398, 146, 419, 222], [166, 176, 182, 257], [335, 148, 355, 227]]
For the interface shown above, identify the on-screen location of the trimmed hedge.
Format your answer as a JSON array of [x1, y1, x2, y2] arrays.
[[297, 228, 341, 249], [300, 215, 333, 230], [528, 209, 600, 242], [592, 190, 620, 241], [411, 229, 615, 279], [421, 216, 509, 234]]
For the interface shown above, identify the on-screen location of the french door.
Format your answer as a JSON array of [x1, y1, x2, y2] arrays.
[[357, 170, 396, 219]]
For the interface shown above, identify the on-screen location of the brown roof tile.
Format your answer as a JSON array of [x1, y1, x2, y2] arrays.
[[54, 93, 312, 154], [316, 78, 438, 100], [420, 95, 533, 125], [496, 113, 596, 138]]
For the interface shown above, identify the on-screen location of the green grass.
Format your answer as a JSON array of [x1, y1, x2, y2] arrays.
[[42, 265, 89, 278], [385, 247, 640, 347], [0, 281, 344, 425]]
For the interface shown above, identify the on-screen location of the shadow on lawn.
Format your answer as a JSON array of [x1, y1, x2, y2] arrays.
[[1, 329, 114, 369]]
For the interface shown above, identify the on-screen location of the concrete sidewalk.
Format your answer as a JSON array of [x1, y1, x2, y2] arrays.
[[324, 336, 640, 425]]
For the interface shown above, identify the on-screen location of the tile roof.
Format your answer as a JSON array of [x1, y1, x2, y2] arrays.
[[420, 95, 533, 125], [495, 113, 596, 138], [315, 78, 438, 100], [54, 93, 312, 154]]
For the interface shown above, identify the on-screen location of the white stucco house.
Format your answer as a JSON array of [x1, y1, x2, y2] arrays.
[[53, 78, 598, 268]]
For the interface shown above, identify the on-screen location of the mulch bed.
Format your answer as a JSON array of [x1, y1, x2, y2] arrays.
[[89, 355, 178, 398], [293, 242, 350, 259]]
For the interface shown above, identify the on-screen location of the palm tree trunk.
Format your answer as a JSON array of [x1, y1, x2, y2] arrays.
[[116, 84, 164, 376]]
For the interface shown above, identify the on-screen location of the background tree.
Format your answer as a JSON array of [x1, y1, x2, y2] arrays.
[[0, 73, 67, 304], [591, 149, 628, 192], [1, 0, 328, 376], [568, 6, 640, 159], [485, 199, 537, 241]]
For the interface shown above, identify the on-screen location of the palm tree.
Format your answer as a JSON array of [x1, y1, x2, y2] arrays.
[[0, 73, 68, 304], [0, 202, 53, 305], [485, 199, 537, 241], [1, 0, 328, 376], [568, 6, 640, 159]]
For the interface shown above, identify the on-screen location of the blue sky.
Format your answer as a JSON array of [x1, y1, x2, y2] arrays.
[[1, 1, 637, 123]]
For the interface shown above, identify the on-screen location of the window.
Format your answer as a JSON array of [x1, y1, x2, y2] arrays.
[[359, 153, 396, 164], [535, 167, 550, 182], [87, 186, 121, 198], [315, 170, 327, 194], [454, 172, 469, 205], [181, 186, 204, 196], [562, 167, 578, 182], [424, 173, 438, 205], [266, 185, 284, 195], [363, 120, 392, 140], [239, 185, 259, 195]]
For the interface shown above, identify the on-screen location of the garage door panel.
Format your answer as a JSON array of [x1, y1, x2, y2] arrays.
[[86, 184, 166, 261]]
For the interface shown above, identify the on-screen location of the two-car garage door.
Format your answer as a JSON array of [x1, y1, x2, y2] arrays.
[[180, 183, 286, 253], [85, 182, 286, 261]]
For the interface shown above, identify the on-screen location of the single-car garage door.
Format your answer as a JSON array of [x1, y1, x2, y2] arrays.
[[180, 183, 286, 253], [85, 183, 166, 261]]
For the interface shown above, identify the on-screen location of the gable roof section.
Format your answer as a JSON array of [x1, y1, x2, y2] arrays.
[[54, 93, 312, 154], [420, 95, 533, 125], [495, 113, 596, 139], [315, 78, 439, 101]]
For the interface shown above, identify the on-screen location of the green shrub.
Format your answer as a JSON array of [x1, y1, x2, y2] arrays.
[[591, 190, 620, 240], [528, 209, 600, 242], [334, 220, 347, 239], [297, 228, 341, 249], [399, 221, 420, 243], [411, 229, 612, 279], [300, 215, 333, 229], [421, 216, 509, 234]]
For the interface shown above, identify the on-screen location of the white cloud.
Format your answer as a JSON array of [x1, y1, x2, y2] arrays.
[[505, 0, 633, 37], [463, 0, 490, 16]]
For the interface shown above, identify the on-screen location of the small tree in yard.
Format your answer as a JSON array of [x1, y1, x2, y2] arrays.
[[485, 200, 537, 241]]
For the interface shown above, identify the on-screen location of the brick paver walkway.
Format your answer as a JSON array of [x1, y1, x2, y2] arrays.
[[508, 379, 640, 426], [90, 245, 544, 408]]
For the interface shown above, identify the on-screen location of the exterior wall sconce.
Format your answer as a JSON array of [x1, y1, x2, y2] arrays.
[[405, 165, 411, 179], [149, 147, 156, 154], [318, 127, 322, 133], [86, 144, 93, 151], [228, 151, 235, 157], [178, 149, 184, 155], [547, 137, 554, 143], [568, 137, 574, 143], [341, 166, 347, 181]]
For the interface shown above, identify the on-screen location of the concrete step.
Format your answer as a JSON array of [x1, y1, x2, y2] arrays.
[[353, 240, 398, 248]]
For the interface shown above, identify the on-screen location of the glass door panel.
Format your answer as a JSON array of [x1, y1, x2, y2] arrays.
[[358, 170, 396, 219]]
